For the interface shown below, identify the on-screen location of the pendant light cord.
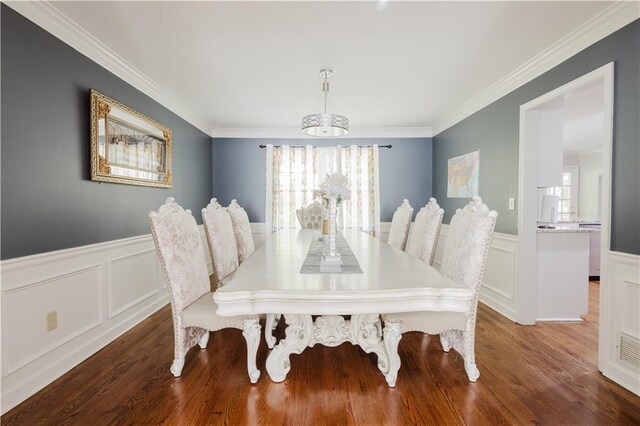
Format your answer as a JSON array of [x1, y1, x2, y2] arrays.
[[323, 72, 329, 114]]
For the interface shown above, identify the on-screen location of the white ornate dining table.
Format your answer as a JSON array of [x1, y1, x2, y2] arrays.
[[214, 229, 473, 386]]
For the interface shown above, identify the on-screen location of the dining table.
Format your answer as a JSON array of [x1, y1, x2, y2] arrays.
[[214, 229, 473, 387]]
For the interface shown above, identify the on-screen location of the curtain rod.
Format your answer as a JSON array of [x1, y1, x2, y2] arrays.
[[259, 144, 392, 149]]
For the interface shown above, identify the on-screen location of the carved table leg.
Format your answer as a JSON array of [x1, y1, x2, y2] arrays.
[[383, 321, 402, 387], [264, 314, 277, 349], [351, 314, 390, 376], [266, 314, 397, 387], [266, 314, 313, 382]]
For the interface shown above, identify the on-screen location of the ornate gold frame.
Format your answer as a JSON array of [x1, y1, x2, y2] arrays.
[[90, 89, 173, 188]]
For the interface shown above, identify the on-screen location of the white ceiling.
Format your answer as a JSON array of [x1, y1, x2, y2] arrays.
[[51, 1, 615, 135], [564, 81, 605, 154]]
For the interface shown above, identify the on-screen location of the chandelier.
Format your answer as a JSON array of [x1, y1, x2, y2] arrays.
[[302, 69, 349, 137]]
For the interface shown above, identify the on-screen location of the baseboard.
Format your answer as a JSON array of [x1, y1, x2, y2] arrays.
[[535, 317, 584, 322], [479, 292, 518, 322]]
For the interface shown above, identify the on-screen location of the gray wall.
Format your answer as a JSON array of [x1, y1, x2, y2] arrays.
[[1, 6, 213, 260], [212, 138, 433, 222], [433, 20, 639, 255]]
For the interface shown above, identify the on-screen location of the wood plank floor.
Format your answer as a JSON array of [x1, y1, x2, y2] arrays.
[[3, 282, 639, 425]]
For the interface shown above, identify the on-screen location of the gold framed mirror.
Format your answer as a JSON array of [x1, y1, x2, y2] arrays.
[[90, 90, 172, 188]]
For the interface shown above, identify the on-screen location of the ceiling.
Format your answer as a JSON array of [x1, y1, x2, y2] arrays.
[[564, 81, 605, 154], [51, 1, 615, 135]]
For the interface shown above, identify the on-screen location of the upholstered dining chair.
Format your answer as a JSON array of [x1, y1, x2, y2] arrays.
[[227, 199, 255, 264], [296, 201, 324, 229], [404, 198, 444, 266], [149, 197, 261, 383], [382, 196, 497, 384], [387, 199, 413, 250], [227, 199, 280, 348]]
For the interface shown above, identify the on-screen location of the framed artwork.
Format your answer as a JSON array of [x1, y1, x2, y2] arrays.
[[90, 90, 172, 188], [447, 150, 479, 198]]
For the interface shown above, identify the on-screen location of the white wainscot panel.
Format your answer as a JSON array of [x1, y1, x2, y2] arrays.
[[1, 230, 172, 414], [434, 224, 518, 321], [250, 223, 267, 248], [602, 252, 640, 395], [108, 250, 160, 317], [4, 266, 102, 374]]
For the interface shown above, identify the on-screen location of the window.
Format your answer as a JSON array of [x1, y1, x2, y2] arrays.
[[545, 167, 578, 222], [266, 144, 380, 236]]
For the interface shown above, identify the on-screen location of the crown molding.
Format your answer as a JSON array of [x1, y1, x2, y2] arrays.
[[431, 2, 639, 136], [5, 0, 214, 135], [211, 127, 433, 139]]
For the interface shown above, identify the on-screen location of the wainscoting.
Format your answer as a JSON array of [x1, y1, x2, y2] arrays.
[[0, 226, 213, 414], [601, 251, 640, 395]]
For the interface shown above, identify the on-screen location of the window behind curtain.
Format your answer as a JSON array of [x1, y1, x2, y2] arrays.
[[266, 144, 380, 236], [544, 167, 579, 222]]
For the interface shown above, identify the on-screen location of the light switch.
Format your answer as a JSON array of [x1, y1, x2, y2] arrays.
[[508, 197, 516, 211], [46, 311, 57, 332]]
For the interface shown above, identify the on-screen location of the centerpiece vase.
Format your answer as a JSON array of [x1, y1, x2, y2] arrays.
[[327, 197, 338, 257], [322, 196, 342, 266]]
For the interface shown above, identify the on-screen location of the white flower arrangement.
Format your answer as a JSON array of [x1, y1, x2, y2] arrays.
[[314, 173, 351, 206]]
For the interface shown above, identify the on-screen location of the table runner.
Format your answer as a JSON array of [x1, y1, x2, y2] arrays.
[[300, 232, 363, 274]]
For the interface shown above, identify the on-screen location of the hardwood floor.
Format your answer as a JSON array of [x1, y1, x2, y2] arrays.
[[3, 282, 639, 425]]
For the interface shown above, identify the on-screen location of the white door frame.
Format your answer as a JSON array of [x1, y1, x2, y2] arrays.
[[516, 61, 614, 367]]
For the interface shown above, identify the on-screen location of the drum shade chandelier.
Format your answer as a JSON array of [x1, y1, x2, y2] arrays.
[[302, 69, 349, 137]]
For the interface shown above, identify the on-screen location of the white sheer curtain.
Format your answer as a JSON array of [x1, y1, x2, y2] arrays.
[[265, 144, 380, 238], [339, 145, 381, 237]]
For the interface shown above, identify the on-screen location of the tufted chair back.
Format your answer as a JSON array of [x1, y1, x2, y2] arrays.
[[149, 197, 210, 315], [296, 201, 324, 229], [405, 198, 444, 265], [227, 199, 255, 264], [440, 196, 497, 294], [387, 199, 414, 250], [202, 198, 240, 283]]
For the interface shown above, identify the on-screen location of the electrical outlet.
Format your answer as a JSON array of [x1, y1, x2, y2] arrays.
[[508, 197, 516, 211], [46, 311, 57, 332]]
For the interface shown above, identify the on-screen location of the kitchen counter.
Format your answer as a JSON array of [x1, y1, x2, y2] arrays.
[[537, 226, 598, 233], [536, 230, 589, 321]]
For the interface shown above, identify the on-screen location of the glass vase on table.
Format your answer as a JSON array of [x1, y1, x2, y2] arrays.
[[322, 196, 341, 265]]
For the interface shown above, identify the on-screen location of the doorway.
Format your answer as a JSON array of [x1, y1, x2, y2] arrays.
[[516, 63, 614, 371]]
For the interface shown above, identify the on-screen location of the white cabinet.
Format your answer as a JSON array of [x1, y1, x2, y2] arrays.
[[536, 230, 589, 321], [579, 224, 601, 276], [537, 99, 564, 188]]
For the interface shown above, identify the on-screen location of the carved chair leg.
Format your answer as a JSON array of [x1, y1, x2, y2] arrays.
[[265, 314, 277, 349], [198, 331, 210, 349], [242, 318, 262, 384], [170, 358, 185, 377], [463, 329, 480, 382], [383, 321, 403, 387], [171, 326, 192, 377], [440, 331, 453, 352]]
